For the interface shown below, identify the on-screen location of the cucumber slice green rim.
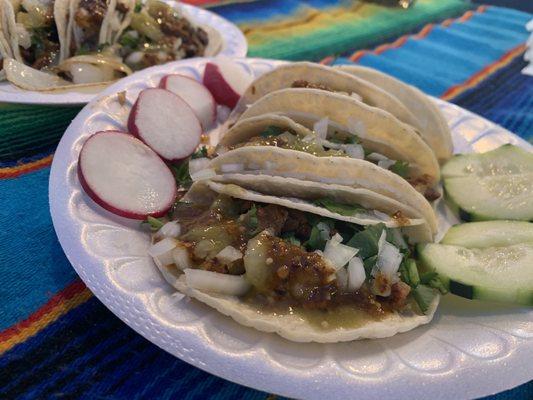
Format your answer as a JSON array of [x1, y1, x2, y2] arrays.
[[442, 145, 533, 222], [417, 242, 533, 306]]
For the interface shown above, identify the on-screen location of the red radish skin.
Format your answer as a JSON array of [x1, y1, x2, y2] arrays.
[[203, 60, 252, 109], [78, 131, 177, 220], [128, 88, 201, 163], [160, 74, 216, 130]]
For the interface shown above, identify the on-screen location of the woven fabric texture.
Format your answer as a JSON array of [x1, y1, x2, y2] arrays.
[[1, 1, 532, 399]]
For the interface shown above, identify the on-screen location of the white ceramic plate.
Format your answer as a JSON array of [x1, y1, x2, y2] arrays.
[[49, 58, 533, 400], [0, 2, 246, 105]]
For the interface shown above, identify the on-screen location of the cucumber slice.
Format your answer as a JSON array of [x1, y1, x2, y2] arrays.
[[444, 174, 533, 221], [442, 144, 533, 178], [442, 144, 533, 221], [418, 243, 533, 305], [442, 221, 533, 248]]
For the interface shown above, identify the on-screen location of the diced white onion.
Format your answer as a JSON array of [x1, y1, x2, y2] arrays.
[[125, 51, 144, 65], [313, 117, 329, 139], [69, 63, 115, 84], [324, 239, 359, 270], [148, 237, 177, 266], [373, 210, 391, 221], [156, 221, 181, 239], [189, 158, 210, 175], [220, 163, 244, 173], [378, 159, 395, 169], [345, 144, 365, 159], [367, 152, 389, 162], [336, 267, 348, 290], [217, 105, 231, 123], [216, 245, 243, 264], [172, 245, 192, 270], [347, 256, 366, 291], [374, 238, 402, 283], [347, 118, 366, 137], [184, 269, 251, 296], [190, 168, 216, 181], [350, 92, 363, 102], [331, 233, 343, 243]]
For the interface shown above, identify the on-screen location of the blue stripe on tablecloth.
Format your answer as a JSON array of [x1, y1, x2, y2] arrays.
[[452, 55, 533, 141], [334, 6, 531, 97], [0, 297, 270, 400], [0, 168, 77, 331]]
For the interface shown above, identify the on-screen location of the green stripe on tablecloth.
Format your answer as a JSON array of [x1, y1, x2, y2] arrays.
[[0, 104, 82, 160]]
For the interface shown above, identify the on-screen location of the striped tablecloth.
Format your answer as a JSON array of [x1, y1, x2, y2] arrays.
[[0, 1, 531, 398]]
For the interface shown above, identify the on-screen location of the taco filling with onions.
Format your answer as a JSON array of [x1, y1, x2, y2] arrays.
[[148, 180, 445, 342]]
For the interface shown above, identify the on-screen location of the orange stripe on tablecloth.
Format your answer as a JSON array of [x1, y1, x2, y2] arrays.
[[347, 5, 487, 62], [0, 154, 53, 179], [0, 280, 92, 355], [440, 43, 526, 101]]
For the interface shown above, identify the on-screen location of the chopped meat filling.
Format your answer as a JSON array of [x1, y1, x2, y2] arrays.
[[291, 79, 333, 92]]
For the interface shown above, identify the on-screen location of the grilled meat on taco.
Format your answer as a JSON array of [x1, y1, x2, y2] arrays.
[[149, 179, 443, 342]]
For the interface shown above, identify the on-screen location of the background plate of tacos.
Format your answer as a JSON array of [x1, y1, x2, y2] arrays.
[[50, 58, 532, 400], [0, 0, 246, 104]]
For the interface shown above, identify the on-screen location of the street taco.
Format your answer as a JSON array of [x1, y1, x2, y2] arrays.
[[338, 64, 453, 162], [201, 146, 439, 234], [231, 62, 422, 133], [148, 179, 441, 343], [217, 113, 441, 201], [231, 88, 441, 191]]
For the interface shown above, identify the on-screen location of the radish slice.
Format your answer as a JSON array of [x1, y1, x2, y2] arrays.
[[160, 74, 216, 130], [78, 131, 177, 219], [202, 58, 253, 108], [128, 88, 201, 162]]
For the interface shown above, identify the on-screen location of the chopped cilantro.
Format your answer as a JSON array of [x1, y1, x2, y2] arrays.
[[313, 198, 365, 216], [169, 161, 192, 189], [363, 254, 378, 277], [119, 33, 140, 49], [134, 2, 143, 12], [346, 223, 386, 259], [281, 232, 301, 246], [419, 271, 438, 285], [412, 284, 436, 314], [305, 225, 326, 251], [427, 276, 448, 294], [243, 205, 258, 234], [192, 146, 208, 159], [390, 160, 410, 178], [141, 216, 165, 231], [399, 258, 420, 287], [259, 125, 285, 138]]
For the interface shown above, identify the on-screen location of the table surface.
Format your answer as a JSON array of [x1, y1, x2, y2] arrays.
[[0, 1, 531, 399]]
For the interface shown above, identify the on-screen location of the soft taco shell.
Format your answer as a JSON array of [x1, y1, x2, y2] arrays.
[[205, 146, 438, 234], [207, 174, 433, 242], [233, 62, 422, 133], [166, 272, 439, 343], [238, 88, 441, 185], [338, 65, 453, 162]]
